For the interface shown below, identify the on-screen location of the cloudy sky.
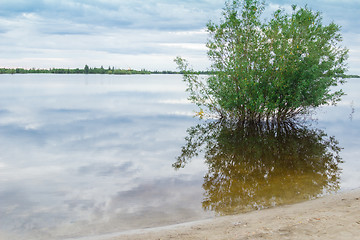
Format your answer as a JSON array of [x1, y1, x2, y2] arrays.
[[0, 0, 359, 73]]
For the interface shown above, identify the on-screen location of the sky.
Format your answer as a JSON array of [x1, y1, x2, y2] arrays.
[[0, 0, 359, 73]]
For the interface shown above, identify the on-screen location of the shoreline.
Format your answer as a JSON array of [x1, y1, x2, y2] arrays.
[[90, 188, 360, 240]]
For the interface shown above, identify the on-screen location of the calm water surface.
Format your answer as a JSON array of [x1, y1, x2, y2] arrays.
[[0, 74, 359, 239]]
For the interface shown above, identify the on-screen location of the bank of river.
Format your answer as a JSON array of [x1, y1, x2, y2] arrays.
[[106, 188, 360, 240]]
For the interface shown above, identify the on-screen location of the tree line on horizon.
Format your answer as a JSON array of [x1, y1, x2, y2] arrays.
[[0, 65, 213, 75], [0, 66, 150, 75], [0, 66, 356, 78]]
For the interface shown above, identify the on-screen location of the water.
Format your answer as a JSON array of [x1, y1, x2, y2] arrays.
[[0, 74, 359, 239]]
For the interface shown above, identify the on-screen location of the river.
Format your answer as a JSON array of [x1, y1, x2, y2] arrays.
[[0, 74, 359, 239]]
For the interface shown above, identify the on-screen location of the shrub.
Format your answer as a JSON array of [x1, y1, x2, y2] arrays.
[[175, 0, 348, 122]]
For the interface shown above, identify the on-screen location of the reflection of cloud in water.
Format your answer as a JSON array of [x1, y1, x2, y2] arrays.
[[91, 177, 211, 233], [0, 176, 208, 239], [0, 187, 68, 234], [0, 75, 358, 239], [0, 109, 11, 115], [78, 161, 137, 177], [0, 113, 193, 153], [0, 75, 201, 239]]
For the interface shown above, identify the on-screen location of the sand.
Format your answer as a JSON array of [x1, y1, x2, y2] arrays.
[[105, 188, 360, 240]]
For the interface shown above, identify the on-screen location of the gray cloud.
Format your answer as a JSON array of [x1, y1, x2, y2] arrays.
[[0, 0, 223, 31], [266, 0, 360, 34], [0, 0, 358, 72]]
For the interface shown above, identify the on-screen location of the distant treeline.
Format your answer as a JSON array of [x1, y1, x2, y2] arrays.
[[342, 74, 360, 78], [0, 67, 356, 77], [0, 66, 151, 75], [0, 65, 212, 75]]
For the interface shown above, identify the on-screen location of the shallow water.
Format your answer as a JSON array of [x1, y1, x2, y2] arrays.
[[0, 74, 359, 239]]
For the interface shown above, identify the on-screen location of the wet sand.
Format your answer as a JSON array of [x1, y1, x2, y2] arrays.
[[105, 188, 360, 240]]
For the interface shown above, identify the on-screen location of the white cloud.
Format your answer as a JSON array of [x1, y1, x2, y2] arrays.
[[160, 43, 207, 51], [0, 0, 358, 72], [341, 33, 360, 74]]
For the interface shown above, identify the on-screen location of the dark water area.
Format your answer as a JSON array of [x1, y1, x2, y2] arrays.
[[174, 121, 342, 216], [0, 74, 359, 239]]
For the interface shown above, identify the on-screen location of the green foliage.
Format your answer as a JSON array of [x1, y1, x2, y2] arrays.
[[84, 64, 89, 74], [175, 0, 348, 122]]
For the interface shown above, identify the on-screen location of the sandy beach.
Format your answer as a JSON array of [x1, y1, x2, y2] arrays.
[[105, 189, 360, 240]]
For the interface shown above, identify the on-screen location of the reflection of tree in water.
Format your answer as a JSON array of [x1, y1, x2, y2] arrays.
[[174, 121, 342, 215]]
